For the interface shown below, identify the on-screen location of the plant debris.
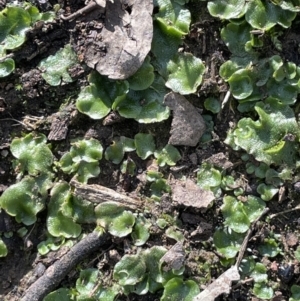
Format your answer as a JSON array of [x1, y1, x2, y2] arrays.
[[21, 232, 110, 301], [83, 0, 153, 79], [193, 265, 240, 301]]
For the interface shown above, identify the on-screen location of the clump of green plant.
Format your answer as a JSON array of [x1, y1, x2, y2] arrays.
[[213, 227, 244, 260], [76, 70, 171, 124], [165, 53, 205, 95], [197, 162, 223, 195], [11, 132, 54, 178], [290, 285, 300, 301], [127, 56, 155, 90], [242, 233, 282, 299], [146, 170, 171, 201], [105, 133, 181, 170], [105, 136, 136, 164], [244, 156, 293, 190], [152, 0, 191, 78], [135, 133, 156, 159], [38, 44, 79, 86], [107, 133, 179, 202], [120, 158, 136, 176], [0, 3, 55, 77], [256, 183, 279, 201], [75, 0, 206, 127], [0, 133, 54, 226], [76, 71, 129, 120], [0, 175, 51, 225], [113, 246, 199, 299], [208, 0, 299, 29], [213, 191, 284, 300], [197, 161, 245, 197], [213, 193, 266, 258], [212, 9, 300, 113], [95, 202, 136, 237], [47, 182, 95, 238], [59, 138, 103, 183], [131, 214, 151, 246], [219, 21, 300, 111], [45, 245, 199, 301], [204, 97, 221, 114], [221, 195, 266, 233], [153, 0, 206, 95], [44, 270, 119, 301], [225, 98, 300, 166], [154, 144, 181, 167], [240, 257, 274, 299], [258, 236, 282, 258], [37, 236, 74, 256], [165, 226, 185, 242]]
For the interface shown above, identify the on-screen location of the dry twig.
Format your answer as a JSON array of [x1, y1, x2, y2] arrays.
[[60, 0, 105, 21], [21, 232, 110, 301], [70, 179, 143, 210]]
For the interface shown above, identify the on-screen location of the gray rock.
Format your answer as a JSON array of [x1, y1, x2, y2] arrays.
[[171, 179, 215, 211], [164, 92, 206, 146]]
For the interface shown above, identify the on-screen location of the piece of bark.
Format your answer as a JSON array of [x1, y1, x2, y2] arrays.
[[70, 179, 143, 210], [84, 0, 153, 79], [193, 265, 240, 301], [60, 0, 105, 21], [21, 232, 110, 301], [171, 179, 215, 210], [164, 92, 206, 146], [47, 103, 77, 141]]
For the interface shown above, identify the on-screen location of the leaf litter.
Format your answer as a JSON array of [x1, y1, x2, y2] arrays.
[[82, 0, 153, 80]]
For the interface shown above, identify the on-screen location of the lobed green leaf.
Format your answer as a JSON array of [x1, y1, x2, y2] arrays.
[[0, 58, 15, 77], [95, 202, 135, 237], [226, 98, 300, 165], [0, 239, 8, 257], [208, 0, 247, 19], [0, 176, 47, 225], [11, 133, 53, 176], [135, 133, 156, 160], [38, 44, 78, 86], [155, 0, 191, 38], [127, 56, 155, 91], [161, 278, 200, 301], [77, 72, 129, 119], [154, 144, 181, 167], [213, 227, 244, 259], [166, 53, 205, 95]]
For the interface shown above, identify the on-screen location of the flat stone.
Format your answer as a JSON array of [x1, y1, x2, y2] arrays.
[[160, 242, 185, 271], [171, 179, 215, 210], [164, 92, 206, 146]]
